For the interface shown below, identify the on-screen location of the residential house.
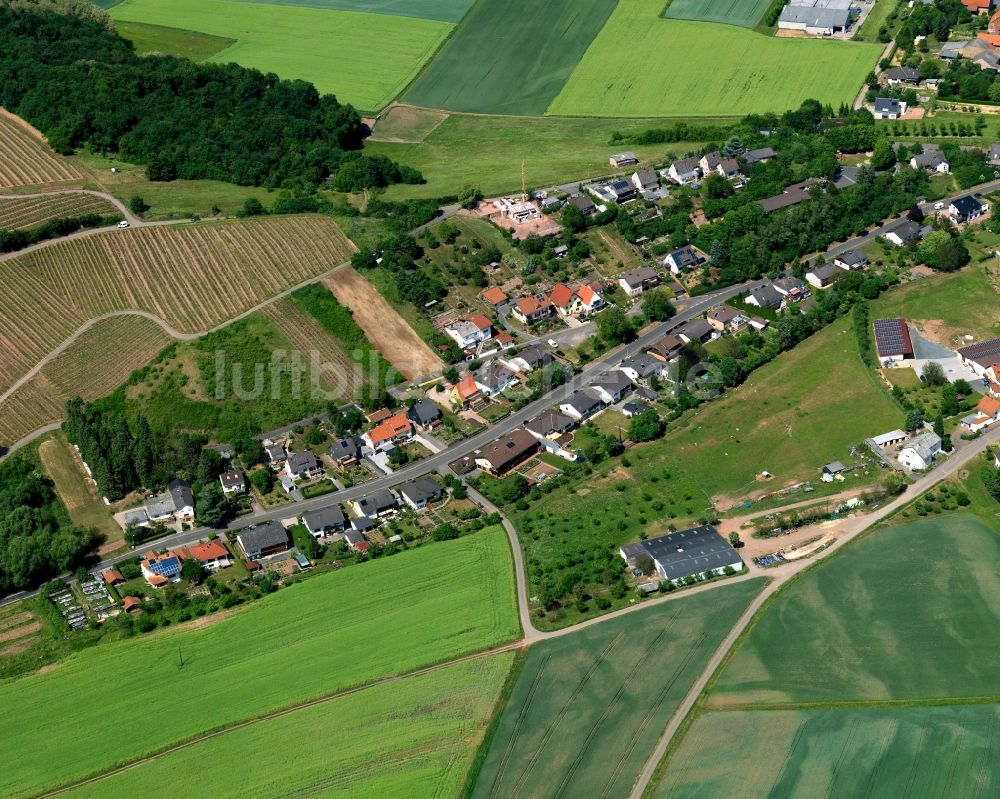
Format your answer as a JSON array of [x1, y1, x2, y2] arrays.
[[608, 179, 637, 202], [631, 168, 658, 191], [618, 352, 666, 383], [621, 401, 652, 418], [219, 470, 246, 495], [618, 266, 660, 297], [264, 443, 286, 466], [873, 98, 907, 119], [568, 193, 597, 216], [706, 305, 747, 334], [364, 412, 413, 451], [140, 551, 182, 588], [350, 515, 375, 535], [883, 218, 922, 246], [236, 522, 290, 560], [663, 245, 704, 275], [407, 399, 442, 431], [576, 284, 606, 314], [806, 263, 842, 288], [744, 147, 775, 165], [398, 475, 444, 511], [589, 371, 633, 404], [474, 429, 539, 475], [541, 196, 564, 213], [474, 360, 519, 398], [526, 410, 575, 440], [444, 315, 494, 349], [699, 151, 722, 175], [285, 451, 323, 480], [897, 432, 942, 470], [834, 249, 867, 270], [717, 158, 742, 179], [343, 529, 370, 553], [559, 388, 606, 420], [749, 316, 769, 332], [144, 479, 195, 524], [303, 505, 347, 538], [949, 194, 990, 224], [910, 149, 950, 173], [759, 180, 817, 213], [352, 488, 399, 519], [962, 395, 1000, 432], [512, 295, 552, 325], [963, 0, 991, 14], [182, 541, 232, 572], [958, 338, 1000, 378], [773, 276, 810, 302], [884, 66, 921, 85], [668, 157, 701, 184], [327, 436, 364, 467], [549, 283, 583, 317], [609, 152, 639, 168], [451, 373, 482, 408], [481, 286, 508, 308], [619, 525, 743, 584], [647, 334, 685, 362], [678, 319, 715, 344], [745, 282, 784, 310], [502, 345, 553, 373], [102, 568, 124, 586]]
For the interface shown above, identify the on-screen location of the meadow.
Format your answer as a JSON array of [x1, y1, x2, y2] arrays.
[[471, 580, 764, 799], [657, 704, 1000, 798], [712, 514, 1000, 706], [110, 0, 452, 110], [64, 654, 513, 799], [229, 0, 475, 23], [0, 215, 354, 403], [0, 192, 118, 231], [0, 114, 82, 189], [549, 0, 881, 117], [364, 112, 735, 199], [0, 526, 518, 798], [113, 20, 235, 60], [404, 0, 618, 115], [663, 0, 771, 29]]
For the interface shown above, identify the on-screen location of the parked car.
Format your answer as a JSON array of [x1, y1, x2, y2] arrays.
[[117, 220, 130, 229]]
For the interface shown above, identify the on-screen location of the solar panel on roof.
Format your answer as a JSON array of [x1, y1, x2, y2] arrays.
[[873, 318, 913, 358]]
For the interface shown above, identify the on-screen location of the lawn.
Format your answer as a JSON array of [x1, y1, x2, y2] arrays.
[[37, 433, 120, 542], [656, 703, 1000, 798], [65, 654, 513, 799], [0, 527, 518, 799], [871, 264, 1000, 346], [711, 514, 1000, 707], [110, 0, 452, 111], [663, 0, 771, 28], [404, 0, 618, 115], [364, 112, 736, 199], [549, 0, 881, 117], [113, 20, 235, 59], [855, 0, 898, 42], [470, 580, 765, 799], [227, 0, 475, 22]]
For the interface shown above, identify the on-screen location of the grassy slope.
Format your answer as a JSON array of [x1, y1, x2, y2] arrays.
[[110, 0, 451, 111], [405, 0, 617, 115], [226, 0, 475, 22], [64, 654, 514, 799], [37, 433, 120, 541], [0, 527, 517, 798], [549, 0, 881, 117], [855, 0, 897, 42], [113, 20, 235, 60], [364, 113, 735, 199], [471, 580, 765, 799]]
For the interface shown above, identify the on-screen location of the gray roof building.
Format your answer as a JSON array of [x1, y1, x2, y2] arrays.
[[525, 409, 576, 438], [744, 147, 775, 164], [679, 319, 715, 344], [407, 399, 441, 428], [236, 521, 289, 559], [355, 488, 398, 517], [327, 436, 364, 462], [621, 525, 743, 582], [398, 476, 444, 508], [747, 283, 783, 309], [303, 505, 347, 535]]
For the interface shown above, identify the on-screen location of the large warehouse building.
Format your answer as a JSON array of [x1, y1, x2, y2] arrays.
[[619, 525, 744, 583], [873, 317, 914, 365], [778, 0, 853, 35]]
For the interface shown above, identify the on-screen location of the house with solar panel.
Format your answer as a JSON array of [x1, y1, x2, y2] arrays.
[[872, 318, 914, 366], [140, 550, 183, 588]]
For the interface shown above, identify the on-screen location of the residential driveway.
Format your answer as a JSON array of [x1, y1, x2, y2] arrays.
[[414, 433, 446, 454]]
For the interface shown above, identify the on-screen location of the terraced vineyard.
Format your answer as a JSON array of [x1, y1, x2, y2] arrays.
[[0, 115, 82, 188], [0, 316, 173, 445], [0, 215, 355, 403], [0, 192, 119, 230]]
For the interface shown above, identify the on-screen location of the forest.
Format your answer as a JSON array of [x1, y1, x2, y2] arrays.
[[0, 2, 417, 188]]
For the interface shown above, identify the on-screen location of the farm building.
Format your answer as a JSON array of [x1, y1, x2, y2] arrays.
[[619, 524, 743, 583], [822, 461, 847, 481], [958, 338, 1000, 378], [872, 429, 908, 448], [872, 318, 914, 364], [236, 522, 290, 560], [778, 0, 852, 36]]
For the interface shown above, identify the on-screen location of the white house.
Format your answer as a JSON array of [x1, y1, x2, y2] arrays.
[[219, 471, 246, 495], [444, 315, 493, 349], [961, 396, 1000, 432], [948, 195, 990, 225], [872, 98, 907, 120], [663, 246, 704, 275], [668, 157, 701, 184], [897, 432, 942, 470], [618, 267, 660, 297], [834, 249, 867, 271], [559, 388, 605, 421], [144, 479, 195, 524], [884, 219, 921, 247], [910, 149, 950, 173]]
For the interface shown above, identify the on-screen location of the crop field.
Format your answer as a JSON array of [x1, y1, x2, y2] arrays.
[[0, 192, 119, 231], [712, 515, 1000, 707], [0, 114, 82, 189], [404, 0, 618, 115], [110, 0, 452, 111], [38, 434, 120, 541], [64, 654, 513, 799], [228, 0, 476, 23], [322, 267, 443, 379], [549, 0, 880, 117], [0, 215, 354, 403], [657, 703, 1000, 798], [0, 526, 517, 798], [663, 0, 771, 28], [365, 112, 734, 199], [0, 315, 172, 446], [113, 20, 236, 60], [471, 580, 764, 799]]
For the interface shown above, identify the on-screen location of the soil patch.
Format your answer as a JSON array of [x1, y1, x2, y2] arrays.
[[0, 611, 33, 632], [0, 621, 41, 644]]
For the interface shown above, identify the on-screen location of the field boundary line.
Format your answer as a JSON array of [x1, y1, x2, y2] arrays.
[[33, 638, 526, 799]]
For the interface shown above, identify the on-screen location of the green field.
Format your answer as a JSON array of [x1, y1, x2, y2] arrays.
[[110, 0, 451, 111], [712, 515, 1000, 707], [229, 0, 475, 22], [404, 0, 617, 114], [657, 703, 1000, 798], [113, 20, 235, 59], [663, 0, 771, 29], [549, 0, 881, 117], [64, 654, 513, 799], [364, 112, 735, 199], [855, 0, 898, 42], [471, 580, 765, 799], [0, 527, 517, 798]]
